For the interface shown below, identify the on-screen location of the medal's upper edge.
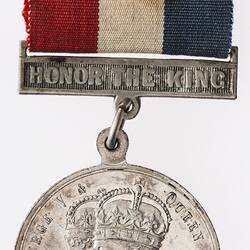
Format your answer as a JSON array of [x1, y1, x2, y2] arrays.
[[15, 163, 220, 250]]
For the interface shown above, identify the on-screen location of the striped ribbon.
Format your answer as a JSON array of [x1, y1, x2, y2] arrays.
[[23, 0, 233, 58]]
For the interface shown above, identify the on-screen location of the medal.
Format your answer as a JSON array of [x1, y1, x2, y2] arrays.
[[17, 0, 237, 249]]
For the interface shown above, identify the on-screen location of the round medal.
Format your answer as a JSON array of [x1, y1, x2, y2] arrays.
[[16, 129, 219, 250]]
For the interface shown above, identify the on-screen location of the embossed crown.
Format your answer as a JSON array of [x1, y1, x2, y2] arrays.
[[94, 183, 172, 249], [65, 194, 99, 249]]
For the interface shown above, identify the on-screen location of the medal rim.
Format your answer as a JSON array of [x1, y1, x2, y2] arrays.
[[15, 163, 220, 250]]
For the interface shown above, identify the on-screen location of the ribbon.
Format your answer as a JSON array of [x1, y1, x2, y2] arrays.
[[23, 0, 233, 58]]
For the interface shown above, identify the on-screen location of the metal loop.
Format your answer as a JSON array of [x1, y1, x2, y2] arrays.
[[106, 98, 133, 150], [97, 128, 129, 165], [115, 96, 141, 120]]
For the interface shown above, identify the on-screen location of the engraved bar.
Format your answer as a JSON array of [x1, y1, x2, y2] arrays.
[[20, 41, 238, 99]]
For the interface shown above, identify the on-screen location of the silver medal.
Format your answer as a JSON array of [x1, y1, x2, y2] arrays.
[[16, 42, 238, 250], [16, 128, 219, 250]]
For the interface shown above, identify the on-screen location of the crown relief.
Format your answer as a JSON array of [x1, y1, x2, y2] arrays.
[[65, 195, 100, 249], [96, 205, 165, 237], [74, 209, 95, 229], [66, 194, 100, 225], [65, 182, 171, 249]]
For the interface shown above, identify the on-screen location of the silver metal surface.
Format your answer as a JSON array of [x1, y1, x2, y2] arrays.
[[16, 129, 220, 250], [106, 98, 133, 150], [19, 41, 238, 100], [114, 96, 141, 120]]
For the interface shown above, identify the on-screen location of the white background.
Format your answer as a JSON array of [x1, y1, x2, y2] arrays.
[[0, 1, 249, 249]]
